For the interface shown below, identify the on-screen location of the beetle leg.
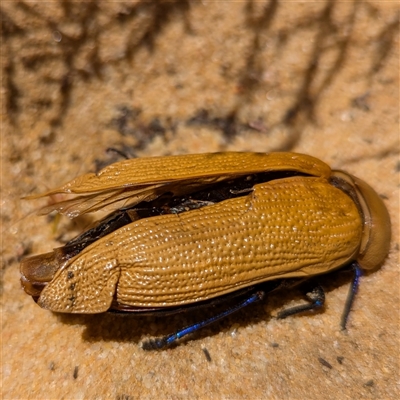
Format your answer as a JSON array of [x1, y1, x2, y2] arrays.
[[141, 290, 265, 350], [277, 285, 325, 320], [340, 262, 362, 329]]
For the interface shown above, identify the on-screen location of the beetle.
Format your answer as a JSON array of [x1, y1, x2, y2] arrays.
[[20, 152, 391, 349]]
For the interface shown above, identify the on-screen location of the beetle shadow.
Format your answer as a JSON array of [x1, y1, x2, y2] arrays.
[[56, 266, 360, 348], [56, 294, 271, 347]]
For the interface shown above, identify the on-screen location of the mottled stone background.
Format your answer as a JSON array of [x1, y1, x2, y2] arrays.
[[1, 1, 399, 399]]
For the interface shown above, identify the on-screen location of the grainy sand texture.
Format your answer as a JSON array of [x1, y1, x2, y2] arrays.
[[2, 2, 399, 399]]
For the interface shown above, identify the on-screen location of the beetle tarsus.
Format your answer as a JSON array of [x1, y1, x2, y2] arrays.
[[277, 285, 325, 319], [141, 290, 265, 350], [341, 262, 362, 330], [141, 337, 169, 351]]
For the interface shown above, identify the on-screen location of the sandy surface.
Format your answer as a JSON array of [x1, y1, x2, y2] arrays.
[[1, 2, 399, 399]]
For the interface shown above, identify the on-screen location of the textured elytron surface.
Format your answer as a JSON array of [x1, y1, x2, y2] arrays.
[[38, 176, 362, 313], [29, 152, 332, 218], [35, 152, 332, 193]]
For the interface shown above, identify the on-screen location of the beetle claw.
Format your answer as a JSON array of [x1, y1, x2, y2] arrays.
[[141, 338, 168, 351]]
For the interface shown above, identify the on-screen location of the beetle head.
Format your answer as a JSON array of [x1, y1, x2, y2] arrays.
[[331, 170, 391, 270]]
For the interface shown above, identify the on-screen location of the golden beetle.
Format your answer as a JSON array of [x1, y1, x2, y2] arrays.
[[20, 152, 391, 349]]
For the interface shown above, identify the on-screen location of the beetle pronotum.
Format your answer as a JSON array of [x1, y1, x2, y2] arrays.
[[20, 152, 391, 349]]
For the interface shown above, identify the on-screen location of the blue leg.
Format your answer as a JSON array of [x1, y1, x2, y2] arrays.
[[277, 285, 325, 320], [141, 291, 265, 350], [341, 262, 362, 329]]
